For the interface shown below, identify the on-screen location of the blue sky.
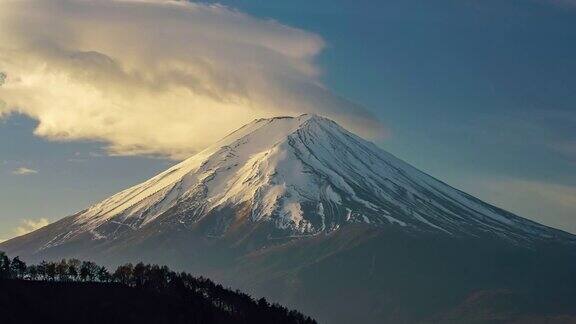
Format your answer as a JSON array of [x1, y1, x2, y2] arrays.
[[1, 0, 575, 240]]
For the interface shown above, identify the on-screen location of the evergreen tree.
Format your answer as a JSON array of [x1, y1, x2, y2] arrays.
[[10, 256, 27, 279], [0, 251, 10, 279], [96, 266, 111, 282], [27, 265, 39, 281], [79, 261, 99, 281], [37, 261, 48, 280]]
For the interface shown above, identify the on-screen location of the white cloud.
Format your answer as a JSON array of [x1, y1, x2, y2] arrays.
[[0, 0, 385, 159], [14, 218, 50, 236], [12, 167, 38, 175], [0, 218, 50, 243]]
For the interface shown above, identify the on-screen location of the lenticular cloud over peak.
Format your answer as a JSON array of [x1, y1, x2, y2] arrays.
[[0, 0, 384, 159]]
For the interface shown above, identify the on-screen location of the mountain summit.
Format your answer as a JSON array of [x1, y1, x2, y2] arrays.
[[29, 114, 574, 248], [2, 114, 576, 323]]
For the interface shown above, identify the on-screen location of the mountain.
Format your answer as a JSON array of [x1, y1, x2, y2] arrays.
[[6, 114, 573, 244], [2, 114, 576, 323]]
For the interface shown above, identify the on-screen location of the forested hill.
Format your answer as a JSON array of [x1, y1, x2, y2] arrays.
[[0, 252, 315, 324]]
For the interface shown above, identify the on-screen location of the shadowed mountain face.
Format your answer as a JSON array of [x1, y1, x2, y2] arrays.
[[2, 114, 576, 323]]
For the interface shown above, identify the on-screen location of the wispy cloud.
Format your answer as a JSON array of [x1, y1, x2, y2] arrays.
[[0, 0, 384, 159], [1, 218, 51, 243], [14, 218, 50, 236], [12, 167, 38, 175]]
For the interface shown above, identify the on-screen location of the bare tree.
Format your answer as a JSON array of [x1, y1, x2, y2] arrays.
[[56, 259, 69, 281], [113, 263, 134, 285], [46, 262, 57, 281], [68, 259, 81, 281]]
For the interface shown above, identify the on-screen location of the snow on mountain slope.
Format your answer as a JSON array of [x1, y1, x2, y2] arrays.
[[43, 114, 572, 249]]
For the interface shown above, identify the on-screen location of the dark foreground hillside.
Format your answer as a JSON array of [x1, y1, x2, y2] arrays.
[[0, 252, 315, 324], [0, 279, 315, 324]]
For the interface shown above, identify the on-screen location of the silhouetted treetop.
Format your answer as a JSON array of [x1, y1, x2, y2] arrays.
[[0, 251, 315, 324]]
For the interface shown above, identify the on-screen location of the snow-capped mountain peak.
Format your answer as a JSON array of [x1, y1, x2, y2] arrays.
[[47, 114, 572, 247], [3, 115, 575, 324]]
